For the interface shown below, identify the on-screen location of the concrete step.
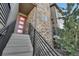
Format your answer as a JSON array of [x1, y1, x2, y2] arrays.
[[2, 33, 33, 56], [6, 39, 31, 47], [3, 52, 33, 56], [2, 46, 33, 53]]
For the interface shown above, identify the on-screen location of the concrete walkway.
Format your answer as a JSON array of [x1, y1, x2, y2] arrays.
[[2, 33, 33, 56]]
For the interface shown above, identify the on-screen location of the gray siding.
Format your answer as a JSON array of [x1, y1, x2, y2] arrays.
[[6, 3, 19, 26]]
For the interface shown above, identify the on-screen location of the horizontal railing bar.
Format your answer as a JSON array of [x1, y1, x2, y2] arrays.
[[29, 23, 62, 56], [35, 30, 59, 55], [35, 32, 57, 56], [35, 36, 51, 56]]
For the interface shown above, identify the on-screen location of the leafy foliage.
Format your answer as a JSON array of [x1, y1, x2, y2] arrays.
[[57, 3, 79, 55]]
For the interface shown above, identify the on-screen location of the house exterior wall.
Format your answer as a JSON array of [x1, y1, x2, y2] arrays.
[[50, 5, 63, 36], [27, 3, 53, 47], [6, 3, 19, 26], [27, 7, 37, 28], [50, 6, 58, 35], [54, 6, 64, 29]]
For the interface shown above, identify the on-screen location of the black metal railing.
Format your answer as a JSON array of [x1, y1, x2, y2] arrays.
[[0, 20, 16, 55], [29, 23, 61, 56], [0, 3, 11, 25]]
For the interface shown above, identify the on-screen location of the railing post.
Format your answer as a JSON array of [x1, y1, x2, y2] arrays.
[[33, 29, 35, 56], [28, 23, 31, 35]]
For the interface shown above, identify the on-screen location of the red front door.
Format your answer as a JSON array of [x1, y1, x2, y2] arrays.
[[17, 15, 27, 34]]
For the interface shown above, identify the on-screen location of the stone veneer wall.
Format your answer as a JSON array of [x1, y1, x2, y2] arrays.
[[27, 7, 37, 28], [27, 3, 53, 47]]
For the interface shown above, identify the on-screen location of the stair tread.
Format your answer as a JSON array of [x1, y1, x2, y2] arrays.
[[3, 52, 33, 56], [2, 33, 33, 56], [2, 47, 33, 53]]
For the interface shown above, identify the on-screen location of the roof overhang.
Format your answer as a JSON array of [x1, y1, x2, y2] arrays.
[[50, 3, 63, 14], [19, 3, 35, 15]]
